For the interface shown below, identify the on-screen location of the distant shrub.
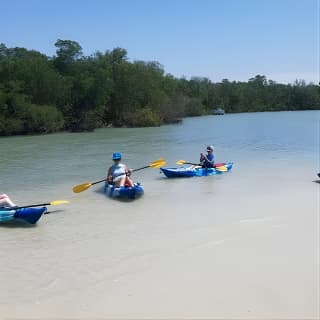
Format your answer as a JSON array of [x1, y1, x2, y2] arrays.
[[185, 98, 206, 116], [22, 104, 64, 133], [123, 107, 161, 127], [1, 103, 64, 135]]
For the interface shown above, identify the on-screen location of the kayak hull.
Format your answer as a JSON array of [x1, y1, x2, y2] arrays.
[[0, 207, 47, 224], [104, 182, 144, 199], [160, 162, 233, 178]]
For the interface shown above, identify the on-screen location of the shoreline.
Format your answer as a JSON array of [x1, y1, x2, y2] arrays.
[[1, 179, 318, 319]]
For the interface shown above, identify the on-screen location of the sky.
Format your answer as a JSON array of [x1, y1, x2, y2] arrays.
[[1, 0, 319, 84]]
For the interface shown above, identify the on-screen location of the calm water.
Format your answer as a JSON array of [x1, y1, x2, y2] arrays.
[[0, 110, 319, 318], [1, 110, 319, 196]]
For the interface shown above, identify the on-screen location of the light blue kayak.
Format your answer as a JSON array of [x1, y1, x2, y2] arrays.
[[0, 207, 47, 224], [104, 182, 144, 199]]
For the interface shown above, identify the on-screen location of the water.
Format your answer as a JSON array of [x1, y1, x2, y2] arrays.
[[0, 111, 319, 318], [1, 110, 318, 193]]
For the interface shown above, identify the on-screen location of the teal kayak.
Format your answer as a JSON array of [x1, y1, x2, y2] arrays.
[[0, 207, 46, 224]]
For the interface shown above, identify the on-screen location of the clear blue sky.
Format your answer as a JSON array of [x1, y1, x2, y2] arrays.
[[1, 0, 319, 84]]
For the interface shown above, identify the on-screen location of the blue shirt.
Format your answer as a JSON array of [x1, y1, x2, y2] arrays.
[[200, 153, 214, 168]]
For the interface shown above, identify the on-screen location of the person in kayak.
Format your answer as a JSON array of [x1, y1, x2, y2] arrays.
[[107, 152, 134, 188], [200, 145, 215, 168], [0, 193, 16, 208]]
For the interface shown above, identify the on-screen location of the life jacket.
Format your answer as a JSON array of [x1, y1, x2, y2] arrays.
[[110, 163, 126, 181]]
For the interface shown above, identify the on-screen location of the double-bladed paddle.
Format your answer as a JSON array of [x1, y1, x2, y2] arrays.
[[72, 158, 166, 193], [176, 159, 228, 172], [1, 200, 69, 210], [131, 158, 166, 172]]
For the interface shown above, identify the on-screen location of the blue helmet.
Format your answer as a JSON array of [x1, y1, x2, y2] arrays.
[[112, 152, 122, 160]]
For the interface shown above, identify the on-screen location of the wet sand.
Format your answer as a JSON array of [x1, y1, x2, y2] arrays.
[[1, 167, 319, 319]]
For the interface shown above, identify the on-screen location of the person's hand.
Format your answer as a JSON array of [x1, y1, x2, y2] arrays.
[[127, 169, 132, 176], [107, 175, 113, 183]]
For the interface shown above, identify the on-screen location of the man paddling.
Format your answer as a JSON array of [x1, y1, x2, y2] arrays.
[[200, 145, 215, 168]]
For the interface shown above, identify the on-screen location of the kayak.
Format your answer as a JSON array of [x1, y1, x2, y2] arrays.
[[104, 182, 144, 199], [160, 162, 233, 178], [0, 207, 47, 224]]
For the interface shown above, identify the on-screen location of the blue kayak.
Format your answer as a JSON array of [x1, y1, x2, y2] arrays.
[[104, 182, 144, 199], [160, 162, 233, 178], [0, 207, 47, 224]]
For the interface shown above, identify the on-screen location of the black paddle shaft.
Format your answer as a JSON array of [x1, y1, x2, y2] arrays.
[[92, 178, 107, 185], [132, 165, 150, 172]]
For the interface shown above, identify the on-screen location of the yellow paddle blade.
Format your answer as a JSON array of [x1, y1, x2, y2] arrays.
[[149, 158, 166, 168], [176, 160, 186, 165], [215, 166, 228, 172], [49, 200, 70, 206], [72, 183, 93, 193]]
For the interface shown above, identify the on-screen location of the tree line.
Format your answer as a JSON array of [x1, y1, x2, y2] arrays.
[[1, 39, 319, 136]]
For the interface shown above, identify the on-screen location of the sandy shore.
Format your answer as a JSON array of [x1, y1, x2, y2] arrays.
[[0, 171, 319, 319]]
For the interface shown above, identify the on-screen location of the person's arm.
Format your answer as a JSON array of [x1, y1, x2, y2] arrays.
[[200, 153, 214, 166], [200, 153, 210, 161], [107, 166, 113, 183], [124, 165, 132, 176]]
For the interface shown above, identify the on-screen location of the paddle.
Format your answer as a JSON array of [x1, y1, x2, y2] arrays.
[[132, 158, 166, 172], [72, 158, 166, 193], [176, 160, 228, 172], [1, 200, 69, 210], [176, 160, 199, 166]]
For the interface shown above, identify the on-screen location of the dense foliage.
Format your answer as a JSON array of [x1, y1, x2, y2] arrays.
[[1, 40, 319, 136]]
